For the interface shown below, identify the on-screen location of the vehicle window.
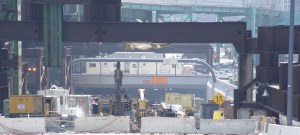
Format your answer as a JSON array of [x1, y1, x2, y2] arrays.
[[132, 64, 137, 68], [60, 96, 63, 105], [89, 63, 96, 68]]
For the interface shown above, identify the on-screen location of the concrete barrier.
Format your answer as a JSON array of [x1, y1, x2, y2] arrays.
[[251, 115, 276, 133], [199, 119, 256, 134], [0, 117, 46, 134], [207, 78, 237, 100], [74, 116, 130, 133], [266, 124, 300, 135], [141, 117, 196, 134]]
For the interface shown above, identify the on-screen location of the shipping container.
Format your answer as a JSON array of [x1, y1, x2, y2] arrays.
[[9, 95, 44, 114]]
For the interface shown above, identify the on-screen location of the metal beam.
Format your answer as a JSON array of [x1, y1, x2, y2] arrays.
[[0, 21, 246, 47], [258, 26, 300, 53], [30, 0, 121, 4], [95, 22, 246, 44], [30, 0, 88, 4], [0, 21, 42, 41], [238, 78, 258, 102]]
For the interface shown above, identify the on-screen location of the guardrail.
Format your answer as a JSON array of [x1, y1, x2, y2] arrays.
[[122, 0, 286, 11]]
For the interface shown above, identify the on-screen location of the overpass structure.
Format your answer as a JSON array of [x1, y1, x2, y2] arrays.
[[121, 0, 300, 36], [1, 0, 300, 123]]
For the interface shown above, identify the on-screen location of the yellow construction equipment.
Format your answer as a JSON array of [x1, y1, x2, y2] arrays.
[[165, 92, 195, 116], [213, 109, 224, 120], [9, 95, 44, 115]]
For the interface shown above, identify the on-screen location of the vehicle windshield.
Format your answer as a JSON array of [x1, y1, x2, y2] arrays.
[[65, 108, 83, 116]]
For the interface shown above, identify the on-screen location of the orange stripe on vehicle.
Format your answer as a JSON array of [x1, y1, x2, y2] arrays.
[[152, 77, 168, 84]]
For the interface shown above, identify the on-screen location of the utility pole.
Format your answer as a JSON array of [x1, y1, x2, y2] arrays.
[[287, 0, 295, 126]]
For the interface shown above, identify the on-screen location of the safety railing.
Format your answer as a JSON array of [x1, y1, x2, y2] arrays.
[[122, 0, 287, 11]]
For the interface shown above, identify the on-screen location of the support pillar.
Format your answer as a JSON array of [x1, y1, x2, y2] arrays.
[[64, 47, 72, 91], [43, 3, 63, 67], [238, 54, 253, 102], [2, 0, 21, 95], [34, 51, 41, 91], [40, 49, 47, 90], [0, 43, 9, 113], [251, 8, 256, 37], [7, 42, 21, 95], [234, 54, 253, 118], [152, 11, 157, 22], [216, 44, 221, 64], [215, 15, 223, 64], [15, 42, 22, 95], [155, 11, 159, 22], [21, 63, 27, 95], [207, 47, 213, 66]]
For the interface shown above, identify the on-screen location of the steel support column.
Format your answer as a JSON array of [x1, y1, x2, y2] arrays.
[[216, 45, 220, 64], [0, 43, 9, 113], [43, 3, 63, 67], [287, 0, 296, 126], [151, 11, 156, 22], [40, 49, 47, 90], [64, 47, 72, 91], [215, 15, 222, 64], [238, 54, 253, 103], [155, 11, 159, 22], [208, 47, 213, 66], [251, 8, 256, 37], [3, 0, 21, 95], [15, 42, 22, 95]]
